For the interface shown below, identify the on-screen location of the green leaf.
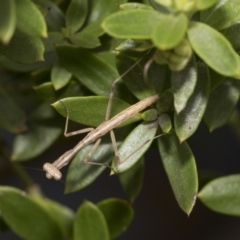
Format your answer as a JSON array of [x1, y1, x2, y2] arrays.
[[204, 78, 240, 131], [158, 132, 198, 215], [74, 201, 110, 240], [196, 0, 218, 10], [16, 0, 47, 38], [97, 198, 134, 239], [0, 217, 9, 233], [118, 157, 144, 203], [116, 53, 156, 100], [0, 0, 15, 43], [0, 89, 26, 133], [0, 186, 64, 240], [174, 61, 210, 141], [66, 0, 88, 34], [52, 96, 141, 127], [203, 0, 240, 30], [112, 121, 158, 173], [11, 103, 63, 161], [209, 67, 225, 92], [198, 174, 240, 216], [35, 198, 74, 239], [40, 1, 65, 31], [0, 51, 56, 72], [70, 31, 101, 49], [102, 9, 163, 39], [156, 89, 173, 114], [158, 113, 172, 133], [152, 13, 188, 50], [188, 22, 240, 79], [56, 45, 119, 96], [65, 137, 115, 193], [88, 0, 127, 23], [171, 56, 197, 113], [119, 2, 153, 10], [222, 23, 240, 49], [149, 0, 171, 14], [0, 30, 44, 64], [43, 32, 65, 52], [51, 60, 72, 90]]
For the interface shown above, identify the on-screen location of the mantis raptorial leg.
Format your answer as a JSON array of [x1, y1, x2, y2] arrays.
[[43, 55, 161, 180]]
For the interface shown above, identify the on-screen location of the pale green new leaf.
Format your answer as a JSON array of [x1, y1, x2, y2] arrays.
[[196, 0, 218, 10], [102, 9, 163, 39], [199, 174, 240, 216], [0, 0, 16, 43], [152, 13, 188, 50], [188, 22, 240, 79]]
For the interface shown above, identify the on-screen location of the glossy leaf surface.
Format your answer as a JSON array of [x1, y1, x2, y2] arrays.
[[171, 56, 197, 114], [188, 22, 240, 79], [16, 0, 47, 37], [74, 201, 110, 240], [116, 53, 156, 100], [203, 0, 240, 30], [52, 96, 141, 127], [11, 103, 62, 161], [70, 31, 101, 49], [0, 187, 64, 240], [65, 0, 88, 33], [56, 45, 119, 96], [204, 78, 240, 131], [97, 198, 134, 239], [0, 30, 44, 64], [51, 60, 72, 90], [223, 23, 240, 49], [196, 0, 218, 10], [118, 157, 144, 202], [0, 0, 15, 43], [0, 88, 26, 133], [152, 13, 188, 50], [174, 61, 210, 141], [199, 174, 240, 216], [65, 137, 115, 193], [112, 121, 158, 173], [102, 9, 163, 39], [158, 133, 198, 215]]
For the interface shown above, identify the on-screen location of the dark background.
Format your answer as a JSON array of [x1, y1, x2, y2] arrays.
[[1, 122, 240, 240]]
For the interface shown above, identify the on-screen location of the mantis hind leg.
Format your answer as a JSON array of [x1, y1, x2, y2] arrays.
[[59, 100, 94, 137]]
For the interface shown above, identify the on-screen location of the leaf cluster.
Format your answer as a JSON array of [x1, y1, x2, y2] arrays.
[[1, 0, 240, 239]]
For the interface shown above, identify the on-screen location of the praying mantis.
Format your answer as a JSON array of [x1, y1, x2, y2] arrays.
[[43, 56, 163, 180]]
